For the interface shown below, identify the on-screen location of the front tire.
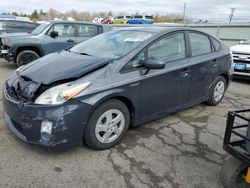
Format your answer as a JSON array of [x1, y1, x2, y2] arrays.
[[84, 99, 130, 150], [16, 50, 40, 67], [207, 76, 226, 106]]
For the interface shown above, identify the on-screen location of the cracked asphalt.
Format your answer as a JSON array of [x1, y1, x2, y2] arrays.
[[0, 60, 250, 188]]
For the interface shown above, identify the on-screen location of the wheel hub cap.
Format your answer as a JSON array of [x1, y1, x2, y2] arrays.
[[95, 109, 125, 144], [214, 81, 225, 102]]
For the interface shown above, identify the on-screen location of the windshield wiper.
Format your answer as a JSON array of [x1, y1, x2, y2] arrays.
[[79, 52, 92, 56]]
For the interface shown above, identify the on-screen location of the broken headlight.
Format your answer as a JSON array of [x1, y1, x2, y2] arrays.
[[35, 82, 91, 105], [2, 37, 10, 46]]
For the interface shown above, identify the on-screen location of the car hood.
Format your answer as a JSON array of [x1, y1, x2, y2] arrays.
[[18, 50, 112, 85], [231, 45, 250, 54], [0, 32, 32, 39]]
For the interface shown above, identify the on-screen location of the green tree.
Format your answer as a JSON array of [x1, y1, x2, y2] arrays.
[[30, 10, 39, 20]]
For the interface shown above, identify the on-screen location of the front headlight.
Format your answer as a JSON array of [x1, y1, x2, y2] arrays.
[[35, 82, 91, 105], [2, 37, 10, 46]]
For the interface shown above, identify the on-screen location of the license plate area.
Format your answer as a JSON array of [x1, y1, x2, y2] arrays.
[[0, 49, 9, 54], [235, 63, 246, 70]]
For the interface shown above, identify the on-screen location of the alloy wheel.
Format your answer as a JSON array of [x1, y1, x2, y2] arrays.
[[95, 109, 125, 144]]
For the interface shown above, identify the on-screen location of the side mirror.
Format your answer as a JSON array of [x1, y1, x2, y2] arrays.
[[50, 31, 58, 38], [145, 57, 165, 69]]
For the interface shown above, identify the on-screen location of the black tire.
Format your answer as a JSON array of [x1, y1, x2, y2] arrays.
[[220, 156, 250, 188], [16, 50, 40, 67], [84, 99, 130, 150], [206, 76, 226, 106]]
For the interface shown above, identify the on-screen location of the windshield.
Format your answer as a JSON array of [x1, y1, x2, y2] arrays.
[[31, 22, 51, 35], [70, 30, 153, 59]]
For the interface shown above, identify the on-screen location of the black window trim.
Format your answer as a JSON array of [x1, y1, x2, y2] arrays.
[[209, 36, 221, 52], [120, 31, 188, 74]]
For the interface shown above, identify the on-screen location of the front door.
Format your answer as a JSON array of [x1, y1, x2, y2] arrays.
[[43, 23, 78, 55], [139, 32, 188, 122]]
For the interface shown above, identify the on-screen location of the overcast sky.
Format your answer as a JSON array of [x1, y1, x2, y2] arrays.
[[1, 0, 250, 21]]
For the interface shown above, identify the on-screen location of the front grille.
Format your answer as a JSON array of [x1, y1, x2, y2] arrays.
[[234, 69, 250, 73], [233, 53, 250, 64]]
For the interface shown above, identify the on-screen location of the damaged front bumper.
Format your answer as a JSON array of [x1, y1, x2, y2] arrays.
[[2, 85, 92, 149]]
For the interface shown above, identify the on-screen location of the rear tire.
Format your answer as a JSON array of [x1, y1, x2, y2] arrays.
[[206, 76, 226, 106], [84, 99, 130, 150], [16, 50, 40, 67], [221, 156, 249, 188]]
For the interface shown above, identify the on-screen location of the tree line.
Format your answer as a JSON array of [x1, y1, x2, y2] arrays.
[[6, 9, 192, 23]]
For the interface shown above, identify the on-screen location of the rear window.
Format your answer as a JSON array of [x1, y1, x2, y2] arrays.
[[79, 25, 98, 37], [210, 37, 221, 51], [145, 16, 153, 19], [189, 32, 212, 56]]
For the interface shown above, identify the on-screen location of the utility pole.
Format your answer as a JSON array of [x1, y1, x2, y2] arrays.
[[229, 8, 235, 23], [183, 2, 186, 24]]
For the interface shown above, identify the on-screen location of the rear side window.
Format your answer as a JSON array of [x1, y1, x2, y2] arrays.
[[6, 21, 25, 31], [148, 32, 186, 63], [78, 25, 98, 37], [189, 32, 212, 56], [134, 15, 143, 19], [210, 37, 221, 51]]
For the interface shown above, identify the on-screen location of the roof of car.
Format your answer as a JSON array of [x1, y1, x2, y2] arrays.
[[48, 20, 101, 26], [115, 27, 186, 33]]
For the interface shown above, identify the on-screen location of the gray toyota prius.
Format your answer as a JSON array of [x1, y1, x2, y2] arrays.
[[3, 27, 232, 150]]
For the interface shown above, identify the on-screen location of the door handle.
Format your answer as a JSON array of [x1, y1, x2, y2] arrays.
[[67, 39, 74, 42], [212, 63, 217, 67], [181, 69, 190, 77]]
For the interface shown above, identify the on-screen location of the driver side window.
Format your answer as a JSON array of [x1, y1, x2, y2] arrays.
[[47, 23, 76, 37], [148, 32, 186, 63]]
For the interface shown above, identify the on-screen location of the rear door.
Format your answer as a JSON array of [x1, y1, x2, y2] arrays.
[[181, 31, 218, 107], [43, 23, 78, 54]]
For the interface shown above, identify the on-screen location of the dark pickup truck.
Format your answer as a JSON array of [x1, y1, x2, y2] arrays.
[[0, 20, 111, 66]]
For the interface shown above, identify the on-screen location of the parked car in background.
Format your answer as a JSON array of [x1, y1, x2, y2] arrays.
[[0, 20, 111, 66], [92, 17, 104, 24], [112, 16, 131, 24], [230, 40, 250, 78], [127, 15, 154, 24], [101, 17, 113, 24], [3, 27, 232, 150], [0, 19, 39, 34]]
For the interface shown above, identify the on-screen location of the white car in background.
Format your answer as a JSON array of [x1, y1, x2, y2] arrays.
[[230, 40, 250, 78]]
